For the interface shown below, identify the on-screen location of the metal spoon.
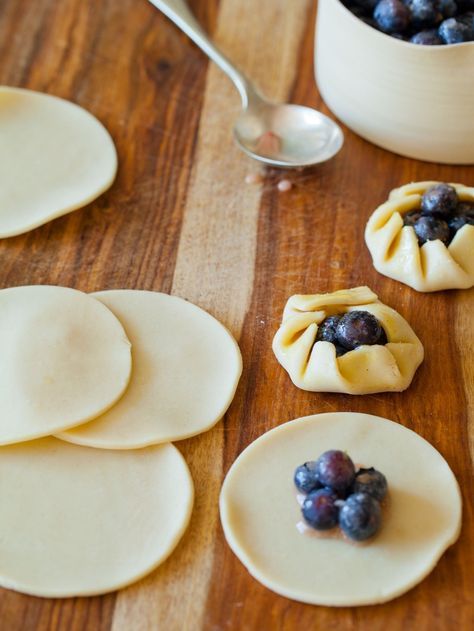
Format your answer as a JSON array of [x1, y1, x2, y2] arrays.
[[147, 0, 344, 168]]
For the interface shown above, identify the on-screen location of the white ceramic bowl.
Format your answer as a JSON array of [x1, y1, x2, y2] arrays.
[[315, 0, 474, 164]]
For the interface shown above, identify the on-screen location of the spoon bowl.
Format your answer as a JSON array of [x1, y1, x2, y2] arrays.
[[234, 102, 343, 168], [149, 0, 344, 169]]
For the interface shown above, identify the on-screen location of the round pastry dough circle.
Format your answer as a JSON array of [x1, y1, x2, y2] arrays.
[[0, 438, 193, 597], [58, 290, 242, 448], [365, 181, 474, 292], [220, 412, 461, 606], [0, 86, 117, 238], [0, 285, 132, 445]]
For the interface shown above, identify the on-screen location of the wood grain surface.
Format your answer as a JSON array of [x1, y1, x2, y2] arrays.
[[0, 0, 473, 630]]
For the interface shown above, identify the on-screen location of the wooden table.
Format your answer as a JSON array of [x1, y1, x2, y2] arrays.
[[0, 0, 473, 629]]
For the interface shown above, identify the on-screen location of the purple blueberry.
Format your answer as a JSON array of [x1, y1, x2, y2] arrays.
[[403, 210, 422, 225], [414, 216, 450, 245], [352, 0, 380, 10], [339, 492, 382, 541], [315, 450, 356, 493], [374, 0, 411, 33], [438, 16, 473, 42], [421, 183, 458, 217], [316, 315, 341, 344], [410, 28, 444, 42], [448, 213, 474, 236], [336, 311, 385, 349], [302, 488, 340, 530], [353, 467, 388, 501], [405, 0, 441, 29], [335, 344, 349, 357], [438, 0, 458, 17], [294, 461, 321, 494], [458, 11, 474, 34]]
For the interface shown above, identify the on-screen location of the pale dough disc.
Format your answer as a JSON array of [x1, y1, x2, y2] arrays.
[[0, 437, 193, 597], [58, 290, 242, 448], [0, 86, 117, 238], [220, 412, 462, 606], [0, 285, 132, 445]]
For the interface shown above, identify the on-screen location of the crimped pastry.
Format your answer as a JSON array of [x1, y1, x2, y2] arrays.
[[272, 287, 424, 395], [365, 181, 474, 292]]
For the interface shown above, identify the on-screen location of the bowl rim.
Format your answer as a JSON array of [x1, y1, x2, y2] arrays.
[[326, 0, 474, 51]]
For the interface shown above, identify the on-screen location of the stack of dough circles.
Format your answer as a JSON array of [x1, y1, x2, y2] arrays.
[[0, 285, 132, 445], [220, 412, 462, 607], [272, 286, 424, 395], [0, 438, 193, 597], [58, 290, 243, 449], [365, 181, 474, 292], [0, 86, 117, 238]]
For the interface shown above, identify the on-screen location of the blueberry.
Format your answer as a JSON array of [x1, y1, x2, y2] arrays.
[[339, 493, 382, 541], [438, 0, 458, 17], [410, 28, 444, 42], [301, 488, 339, 530], [448, 213, 474, 235], [403, 210, 422, 226], [405, 0, 441, 29], [458, 11, 474, 34], [294, 461, 321, 494], [438, 17, 473, 42], [421, 183, 458, 217], [374, 0, 411, 33], [315, 450, 356, 493], [414, 216, 450, 245], [352, 467, 388, 501], [456, 201, 474, 218], [316, 315, 341, 344], [378, 327, 388, 345], [336, 311, 384, 349]]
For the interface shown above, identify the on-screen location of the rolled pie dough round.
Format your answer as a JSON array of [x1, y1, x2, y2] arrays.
[[0, 285, 131, 445], [58, 290, 242, 448], [272, 286, 424, 394], [0, 86, 117, 238], [220, 412, 462, 606], [0, 438, 193, 597], [365, 181, 474, 292]]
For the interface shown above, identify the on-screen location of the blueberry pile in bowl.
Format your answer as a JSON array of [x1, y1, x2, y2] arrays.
[[295, 450, 387, 541], [315, 310, 387, 357], [402, 183, 474, 245], [341, 0, 474, 44]]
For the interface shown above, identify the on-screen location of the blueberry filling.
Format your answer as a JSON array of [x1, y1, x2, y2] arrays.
[[315, 311, 388, 357], [402, 183, 474, 245], [295, 451, 387, 541], [341, 0, 474, 44]]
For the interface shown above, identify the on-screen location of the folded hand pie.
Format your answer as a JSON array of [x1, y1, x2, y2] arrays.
[[272, 287, 424, 395], [365, 181, 474, 292]]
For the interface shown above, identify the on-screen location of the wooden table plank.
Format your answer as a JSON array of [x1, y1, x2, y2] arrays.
[[0, 0, 473, 629]]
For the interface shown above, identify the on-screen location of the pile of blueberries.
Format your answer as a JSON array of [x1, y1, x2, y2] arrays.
[[315, 310, 387, 357], [341, 0, 474, 44], [295, 450, 387, 541], [403, 183, 474, 245]]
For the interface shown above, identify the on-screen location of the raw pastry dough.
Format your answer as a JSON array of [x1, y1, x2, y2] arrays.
[[272, 286, 423, 394], [0, 86, 117, 238], [58, 290, 242, 448], [220, 412, 462, 607], [365, 181, 474, 292], [0, 437, 193, 597], [0, 285, 131, 445]]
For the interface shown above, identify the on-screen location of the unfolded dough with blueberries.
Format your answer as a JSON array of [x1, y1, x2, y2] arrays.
[[58, 290, 243, 449], [365, 181, 474, 292], [220, 412, 462, 607], [0, 437, 193, 597], [0, 86, 117, 238], [0, 285, 132, 445], [272, 286, 424, 395]]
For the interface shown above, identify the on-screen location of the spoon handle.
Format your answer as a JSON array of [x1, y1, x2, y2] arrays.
[[147, 0, 255, 108]]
